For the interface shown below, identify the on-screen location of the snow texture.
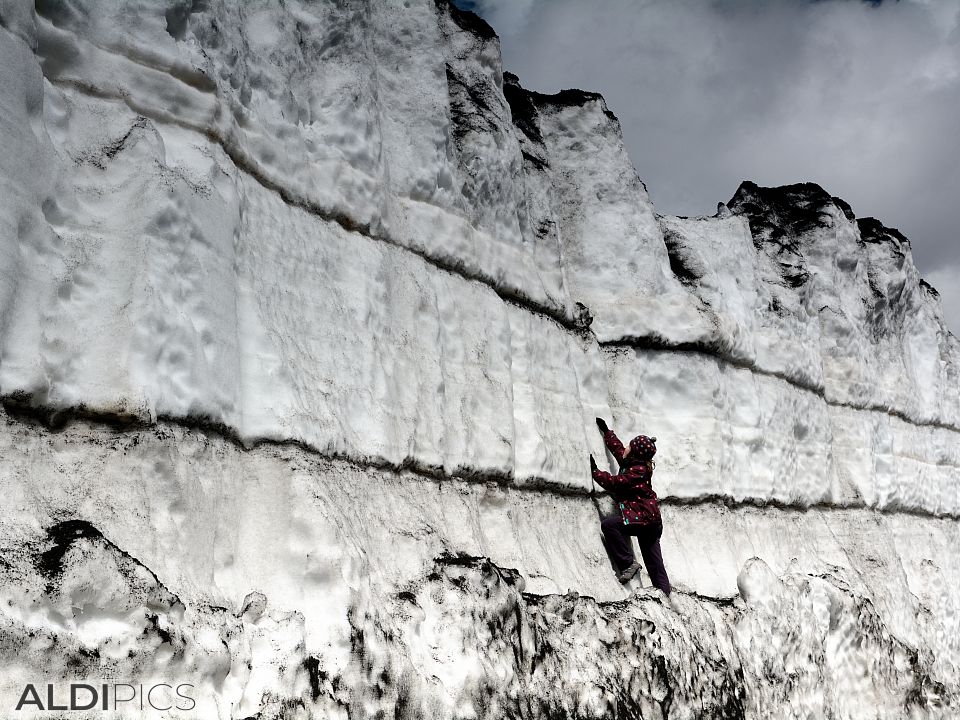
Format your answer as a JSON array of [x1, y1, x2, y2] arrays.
[[0, 0, 957, 717]]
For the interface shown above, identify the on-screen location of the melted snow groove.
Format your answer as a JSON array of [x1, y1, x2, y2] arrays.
[[45, 76, 584, 337], [3, 398, 957, 521], [49, 73, 960, 439], [600, 339, 960, 435], [39, 38, 959, 439]]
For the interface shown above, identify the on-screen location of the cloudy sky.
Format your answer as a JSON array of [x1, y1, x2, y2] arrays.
[[455, 0, 960, 335]]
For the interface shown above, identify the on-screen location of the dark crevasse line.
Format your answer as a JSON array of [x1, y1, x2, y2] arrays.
[[2, 395, 958, 521], [42, 67, 959, 439], [41, 83, 960, 445], [43, 75, 585, 338], [30, 22, 960, 434], [600, 338, 960, 434], [601, 336, 826, 395]]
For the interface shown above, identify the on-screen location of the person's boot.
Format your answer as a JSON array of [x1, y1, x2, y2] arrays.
[[617, 561, 642, 583]]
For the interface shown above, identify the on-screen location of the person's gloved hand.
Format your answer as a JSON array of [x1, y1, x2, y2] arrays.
[[589, 454, 598, 472], [595, 417, 608, 433]]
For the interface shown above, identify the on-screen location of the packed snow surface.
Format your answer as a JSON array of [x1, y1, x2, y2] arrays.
[[0, 0, 957, 717]]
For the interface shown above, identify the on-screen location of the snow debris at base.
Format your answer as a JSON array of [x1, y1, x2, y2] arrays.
[[0, 1, 958, 717]]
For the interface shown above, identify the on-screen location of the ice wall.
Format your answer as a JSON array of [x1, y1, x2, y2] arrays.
[[0, 1, 957, 717]]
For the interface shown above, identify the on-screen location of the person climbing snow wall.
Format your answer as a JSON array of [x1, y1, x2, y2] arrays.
[[590, 418, 672, 595]]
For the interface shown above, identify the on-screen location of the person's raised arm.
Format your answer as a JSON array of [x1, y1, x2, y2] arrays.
[[595, 418, 625, 459]]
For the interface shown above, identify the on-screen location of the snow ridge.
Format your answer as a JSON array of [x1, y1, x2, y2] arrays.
[[0, 1, 958, 717]]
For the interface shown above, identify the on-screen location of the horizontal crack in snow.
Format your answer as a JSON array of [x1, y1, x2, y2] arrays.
[[44, 80, 958, 440], [600, 339, 960, 434], [44, 76, 585, 338], [3, 396, 957, 521]]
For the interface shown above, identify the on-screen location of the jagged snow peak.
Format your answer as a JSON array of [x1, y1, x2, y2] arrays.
[[0, 1, 957, 718]]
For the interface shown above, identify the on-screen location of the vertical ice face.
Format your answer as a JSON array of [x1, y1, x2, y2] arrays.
[[725, 182, 960, 428], [0, 8, 60, 406], [0, 1, 958, 717], [503, 73, 711, 345]]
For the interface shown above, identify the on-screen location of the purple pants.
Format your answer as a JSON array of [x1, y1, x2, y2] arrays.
[[600, 513, 672, 595]]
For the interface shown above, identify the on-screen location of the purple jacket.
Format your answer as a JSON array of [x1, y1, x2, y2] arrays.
[[591, 430, 661, 526]]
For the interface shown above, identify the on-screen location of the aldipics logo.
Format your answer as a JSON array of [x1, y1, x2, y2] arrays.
[[14, 683, 196, 712]]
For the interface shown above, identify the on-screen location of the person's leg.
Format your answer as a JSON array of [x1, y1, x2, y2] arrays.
[[635, 524, 672, 596], [600, 514, 636, 571]]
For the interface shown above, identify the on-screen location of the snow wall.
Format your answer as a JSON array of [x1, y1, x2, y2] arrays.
[[0, 1, 958, 718]]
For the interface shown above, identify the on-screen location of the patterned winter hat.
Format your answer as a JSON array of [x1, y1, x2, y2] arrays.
[[629, 435, 657, 460]]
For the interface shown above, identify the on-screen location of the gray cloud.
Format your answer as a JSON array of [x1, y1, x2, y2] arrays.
[[459, 0, 960, 335]]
